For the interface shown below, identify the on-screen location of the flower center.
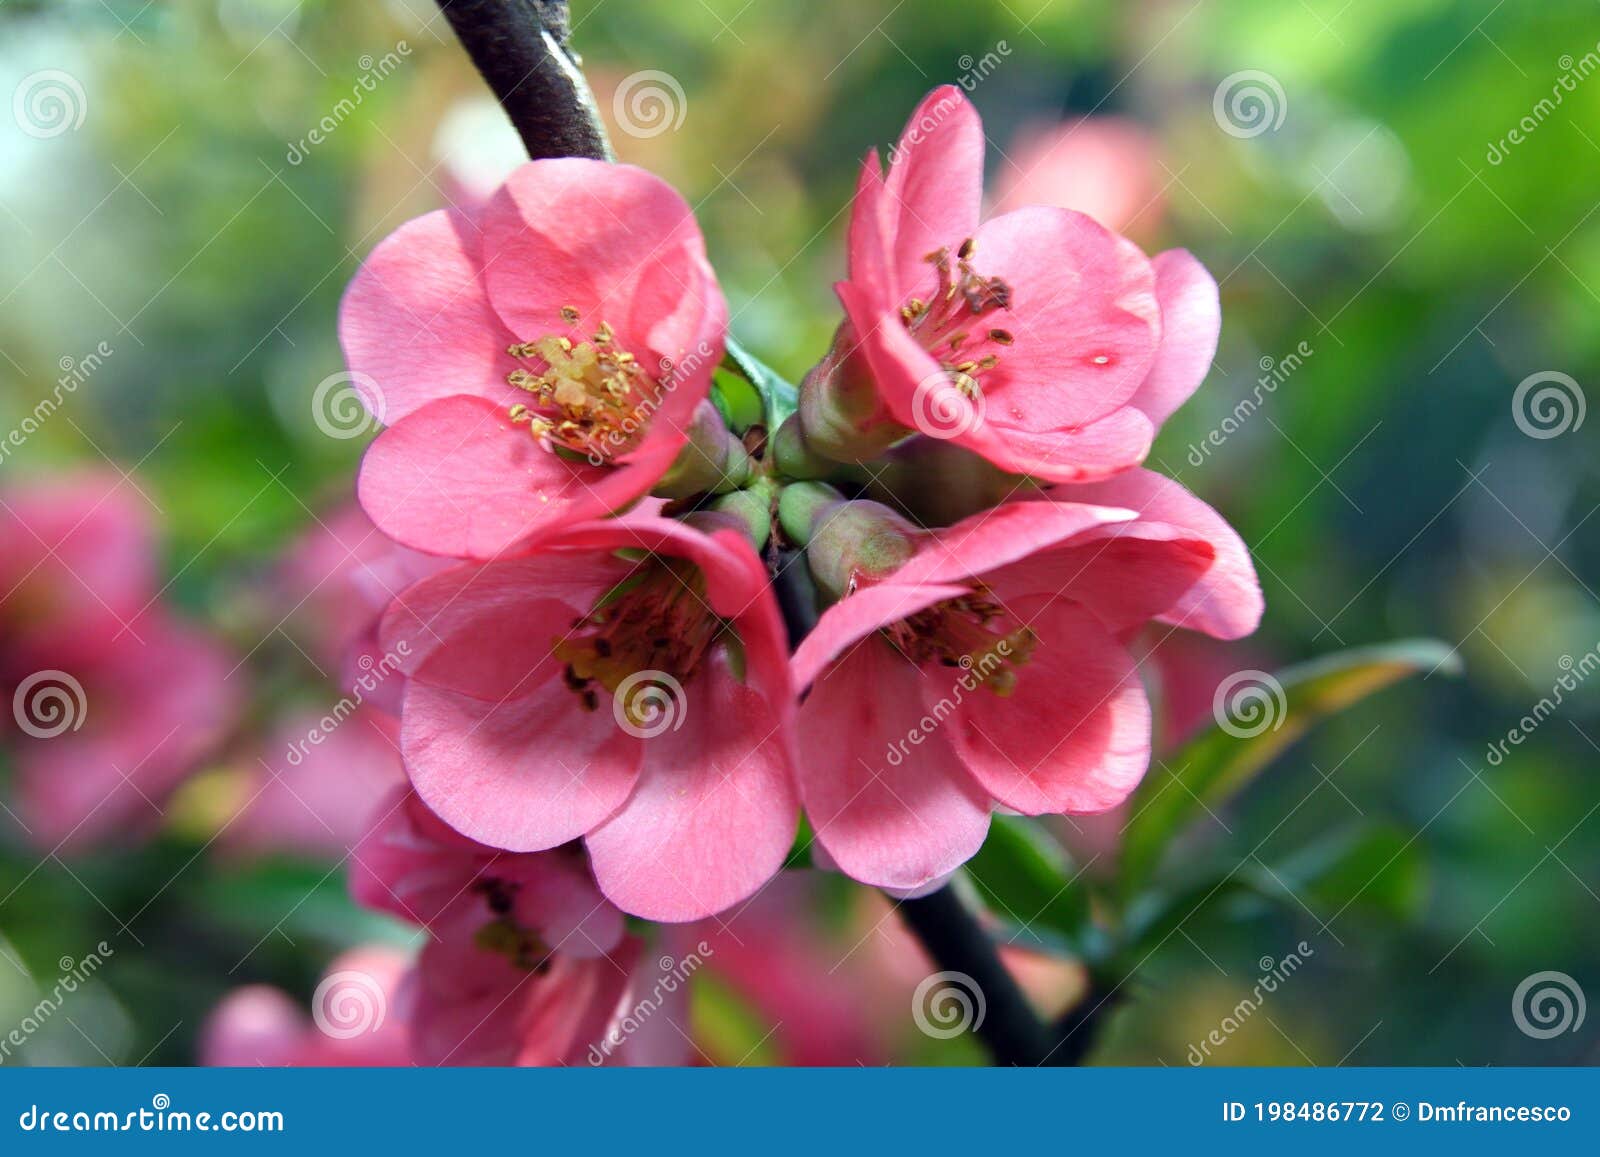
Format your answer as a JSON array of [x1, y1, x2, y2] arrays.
[[899, 238, 1013, 403], [505, 306, 661, 463], [553, 557, 724, 718], [470, 879, 552, 973], [882, 590, 1036, 696]]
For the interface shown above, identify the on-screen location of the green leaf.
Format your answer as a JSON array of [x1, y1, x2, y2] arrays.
[[1120, 638, 1460, 897], [964, 814, 1093, 952], [722, 335, 798, 428], [1114, 822, 1428, 974]]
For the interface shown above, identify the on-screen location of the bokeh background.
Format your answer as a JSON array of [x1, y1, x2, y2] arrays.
[[0, 0, 1596, 1066]]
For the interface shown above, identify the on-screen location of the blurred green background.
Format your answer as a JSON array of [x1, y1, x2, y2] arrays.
[[0, 0, 1596, 1066]]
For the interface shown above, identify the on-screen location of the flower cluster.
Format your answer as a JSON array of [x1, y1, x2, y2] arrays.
[[325, 86, 1261, 1058]]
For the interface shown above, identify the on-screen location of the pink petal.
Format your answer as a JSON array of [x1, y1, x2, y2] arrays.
[[1056, 469, 1263, 639], [480, 159, 723, 439], [882, 86, 985, 298], [890, 500, 1139, 589], [797, 644, 991, 891], [339, 207, 514, 423], [791, 580, 970, 693], [1128, 249, 1221, 428], [400, 674, 640, 852], [966, 206, 1160, 426], [587, 661, 798, 922], [357, 395, 673, 558], [951, 600, 1151, 813]]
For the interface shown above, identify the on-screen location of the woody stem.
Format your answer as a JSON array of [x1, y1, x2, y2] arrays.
[[434, 0, 613, 161]]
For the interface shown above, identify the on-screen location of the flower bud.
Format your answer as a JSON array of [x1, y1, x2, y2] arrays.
[[654, 400, 753, 498], [794, 323, 910, 464], [779, 483, 918, 601], [864, 436, 1036, 525]]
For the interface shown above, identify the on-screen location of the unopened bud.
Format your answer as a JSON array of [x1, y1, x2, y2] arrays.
[[794, 323, 910, 464], [654, 400, 753, 499], [779, 483, 918, 601]]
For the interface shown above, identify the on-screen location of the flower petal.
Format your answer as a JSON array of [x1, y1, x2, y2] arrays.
[[797, 643, 991, 891], [586, 661, 798, 921], [339, 208, 514, 423], [357, 395, 672, 558], [1128, 249, 1221, 428], [951, 600, 1151, 814]]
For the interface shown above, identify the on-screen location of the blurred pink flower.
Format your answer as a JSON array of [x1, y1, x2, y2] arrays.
[[1, 471, 240, 852], [813, 86, 1218, 482], [278, 502, 446, 714], [224, 707, 405, 861], [343, 159, 727, 558], [376, 511, 798, 922], [351, 789, 687, 1066], [201, 945, 413, 1066], [791, 494, 1258, 892], [991, 117, 1165, 239]]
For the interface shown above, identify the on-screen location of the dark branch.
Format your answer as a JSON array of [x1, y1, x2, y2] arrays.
[[434, 0, 612, 161], [897, 884, 1064, 1066]]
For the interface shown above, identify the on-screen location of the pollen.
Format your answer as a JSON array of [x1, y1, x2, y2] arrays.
[[503, 314, 661, 463], [553, 557, 727, 716], [882, 590, 1037, 696], [901, 238, 1014, 413]]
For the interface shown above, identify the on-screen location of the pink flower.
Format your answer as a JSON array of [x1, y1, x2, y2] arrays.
[[8, 610, 241, 851], [790, 491, 1260, 891], [342, 159, 728, 559], [817, 86, 1219, 481], [201, 945, 413, 1067], [0, 471, 156, 678], [225, 707, 406, 861], [1, 471, 239, 851], [376, 511, 798, 921], [278, 502, 447, 714], [991, 116, 1166, 239], [351, 789, 685, 1066]]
